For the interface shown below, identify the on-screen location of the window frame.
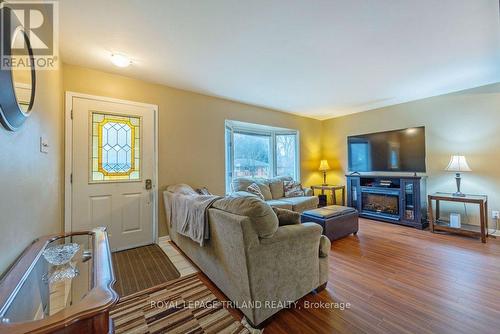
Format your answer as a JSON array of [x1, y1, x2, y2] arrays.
[[225, 121, 300, 193]]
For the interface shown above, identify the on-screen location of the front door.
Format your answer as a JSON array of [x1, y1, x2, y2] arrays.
[[71, 96, 155, 251]]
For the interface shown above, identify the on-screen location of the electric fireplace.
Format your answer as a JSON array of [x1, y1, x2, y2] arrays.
[[346, 175, 428, 229], [362, 192, 399, 217]]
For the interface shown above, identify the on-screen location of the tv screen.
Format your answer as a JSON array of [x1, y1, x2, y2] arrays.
[[348, 127, 426, 173]]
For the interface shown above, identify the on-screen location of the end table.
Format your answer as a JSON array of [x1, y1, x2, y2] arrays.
[[311, 185, 346, 206], [428, 192, 489, 243]]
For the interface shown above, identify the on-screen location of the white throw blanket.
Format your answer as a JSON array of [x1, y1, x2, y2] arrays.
[[166, 193, 222, 246]]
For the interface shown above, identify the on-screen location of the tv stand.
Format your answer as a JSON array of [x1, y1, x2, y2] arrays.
[[346, 175, 428, 229]]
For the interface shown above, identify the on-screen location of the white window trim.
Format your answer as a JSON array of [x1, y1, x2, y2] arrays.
[[225, 120, 300, 193]]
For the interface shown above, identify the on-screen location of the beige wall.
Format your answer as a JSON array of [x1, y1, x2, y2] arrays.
[[0, 68, 63, 275], [322, 83, 500, 226], [3, 61, 497, 276], [62, 64, 323, 237]]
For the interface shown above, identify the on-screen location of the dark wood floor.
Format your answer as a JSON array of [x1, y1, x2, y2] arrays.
[[201, 219, 500, 334]]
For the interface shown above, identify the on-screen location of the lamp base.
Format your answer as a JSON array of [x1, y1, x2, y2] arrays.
[[452, 173, 466, 197]]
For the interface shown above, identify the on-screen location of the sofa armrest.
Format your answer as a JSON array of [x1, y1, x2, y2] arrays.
[[303, 187, 313, 196], [259, 223, 322, 246], [319, 235, 331, 257]]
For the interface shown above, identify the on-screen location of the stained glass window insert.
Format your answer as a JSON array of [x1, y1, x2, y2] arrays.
[[91, 112, 141, 182]]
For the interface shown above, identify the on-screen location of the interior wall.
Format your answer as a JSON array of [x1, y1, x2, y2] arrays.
[[62, 64, 323, 237], [0, 68, 63, 275], [322, 83, 500, 227]]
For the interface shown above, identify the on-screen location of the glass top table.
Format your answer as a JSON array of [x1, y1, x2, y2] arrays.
[[428, 192, 489, 243], [1, 234, 93, 323], [0, 228, 117, 333]]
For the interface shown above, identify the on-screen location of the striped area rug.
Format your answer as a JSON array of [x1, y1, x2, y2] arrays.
[[110, 274, 250, 334], [112, 244, 180, 297]]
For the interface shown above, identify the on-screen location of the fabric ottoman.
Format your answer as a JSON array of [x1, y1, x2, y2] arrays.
[[301, 205, 359, 241]]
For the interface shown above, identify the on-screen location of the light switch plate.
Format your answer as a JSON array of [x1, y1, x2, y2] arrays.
[[40, 137, 49, 153]]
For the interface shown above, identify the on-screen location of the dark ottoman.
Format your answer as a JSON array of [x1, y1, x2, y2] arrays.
[[301, 205, 359, 241]]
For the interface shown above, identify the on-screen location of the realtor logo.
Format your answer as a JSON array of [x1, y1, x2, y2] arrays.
[[1, 0, 59, 69]]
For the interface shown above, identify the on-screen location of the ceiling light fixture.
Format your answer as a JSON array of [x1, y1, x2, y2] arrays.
[[110, 53, 132, 67]]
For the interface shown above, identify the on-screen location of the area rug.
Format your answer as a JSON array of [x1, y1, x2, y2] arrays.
[[110, 274, 250, 334], [112, 244, 180, 297]]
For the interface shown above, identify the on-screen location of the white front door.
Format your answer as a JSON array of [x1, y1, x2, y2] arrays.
[[70, 96, 156, 251]]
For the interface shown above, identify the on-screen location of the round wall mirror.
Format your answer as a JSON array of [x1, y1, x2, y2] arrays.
[[0, 6, 36, 131], [11, 27, 34, 114]]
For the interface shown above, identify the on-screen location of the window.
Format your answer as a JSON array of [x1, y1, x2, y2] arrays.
[[233, 132, 271, 178], [225, 121, 299, 193], [90, 112, 141, 182]]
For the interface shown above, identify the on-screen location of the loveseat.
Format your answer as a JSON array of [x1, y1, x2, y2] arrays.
[[231, 176, 319, 213], [164, 185, 329, 327]]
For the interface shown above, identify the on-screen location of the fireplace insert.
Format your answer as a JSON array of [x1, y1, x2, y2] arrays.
[[361, 192, 400, 218]]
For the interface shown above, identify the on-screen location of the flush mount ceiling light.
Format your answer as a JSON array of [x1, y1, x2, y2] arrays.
[[110, 53, 132, 67]]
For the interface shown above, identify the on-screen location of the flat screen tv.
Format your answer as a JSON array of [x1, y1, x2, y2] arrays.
[[348, 127, 426, 173]]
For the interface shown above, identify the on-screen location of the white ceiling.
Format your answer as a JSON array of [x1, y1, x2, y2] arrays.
[[60, 0, 500, 120]]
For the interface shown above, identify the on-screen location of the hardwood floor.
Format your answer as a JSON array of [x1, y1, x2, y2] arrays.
[[201, 218, 500, 334]]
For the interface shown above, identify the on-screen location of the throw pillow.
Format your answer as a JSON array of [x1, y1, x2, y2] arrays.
[[247, 183, 265, 200], [284, 180, 305, 197], [272, 207, 300, 226]]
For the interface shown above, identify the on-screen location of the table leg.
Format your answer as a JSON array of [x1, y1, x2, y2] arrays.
[[479, 202, 486, 243], [485, 200, 489, 237], [435, 200, 440, 221], [332, 189, 337, 205], [428, 197, 434, 233], [342, 187, 346, 206]]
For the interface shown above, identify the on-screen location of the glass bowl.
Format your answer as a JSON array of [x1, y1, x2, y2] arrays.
[[42, 243, 80, 265]]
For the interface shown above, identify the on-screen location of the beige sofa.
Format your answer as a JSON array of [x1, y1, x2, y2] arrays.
[[231, 176, 319, 213], [164, 187, 329, 327]]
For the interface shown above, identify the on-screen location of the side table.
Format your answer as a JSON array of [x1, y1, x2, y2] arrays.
[[311, 185, 346, 206], [428, 192, 489, 243]]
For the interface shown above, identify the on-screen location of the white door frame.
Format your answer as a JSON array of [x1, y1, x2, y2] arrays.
[[64, 91, 159, 244]]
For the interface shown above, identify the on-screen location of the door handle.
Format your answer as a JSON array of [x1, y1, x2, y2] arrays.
[[145, 179, 152, 190]]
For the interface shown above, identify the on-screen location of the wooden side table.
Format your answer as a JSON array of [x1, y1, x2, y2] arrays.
[[311, 185, 346, 206], [428, 192, 489, 243]]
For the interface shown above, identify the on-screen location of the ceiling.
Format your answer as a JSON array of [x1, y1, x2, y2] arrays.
[[60, 0, 500, 120]]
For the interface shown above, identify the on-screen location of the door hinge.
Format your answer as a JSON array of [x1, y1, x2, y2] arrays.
[[70, 109, 73, 119], [70, 173, 73, 184]]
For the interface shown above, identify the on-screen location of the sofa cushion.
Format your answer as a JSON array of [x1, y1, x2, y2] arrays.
[[212, 191, 278, 238], [272, 207, 301, 226], [247, 183, 265, 200], [166, 184, 198, 196], [269, 176, 293, 199], [231, 178, 272, 200], [265, 199, 293, 211], [281, 196, 319, 213], [284, 180, 305, 197]]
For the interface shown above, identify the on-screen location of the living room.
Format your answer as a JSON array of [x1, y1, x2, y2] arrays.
[[0, 1, 499, 333]]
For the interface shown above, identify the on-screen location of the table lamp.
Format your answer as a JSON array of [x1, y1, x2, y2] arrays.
[[444, 155, 471, 197], [319, 160, 331, 186]]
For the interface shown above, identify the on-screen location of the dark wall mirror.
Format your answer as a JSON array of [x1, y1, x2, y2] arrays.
[[0, 6, 36, 131]]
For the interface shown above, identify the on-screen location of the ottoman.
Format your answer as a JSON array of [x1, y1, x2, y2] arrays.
[[301, 205, 359, 241]]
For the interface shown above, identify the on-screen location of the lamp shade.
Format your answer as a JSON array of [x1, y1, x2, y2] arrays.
[[445, 155, 472, 172], [318, 160, 330, 171]]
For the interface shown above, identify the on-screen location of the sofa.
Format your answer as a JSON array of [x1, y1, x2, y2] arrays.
[[164, 186, 330, 327], [231, 176, 319, 213]]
